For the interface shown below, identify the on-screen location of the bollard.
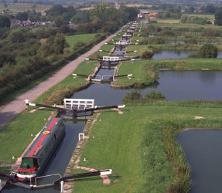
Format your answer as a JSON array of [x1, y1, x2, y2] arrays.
[[79, 133, 85, 141], [60, 181, 64, 193]]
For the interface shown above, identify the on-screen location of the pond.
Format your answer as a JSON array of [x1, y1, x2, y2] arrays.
[[152, 51, 190, 60], [178, 129, 222, 193], [216, 51, 222, 58], [151, 71, 222, 101], [73, 71, 222, 104], [152, 50, 222, 59]]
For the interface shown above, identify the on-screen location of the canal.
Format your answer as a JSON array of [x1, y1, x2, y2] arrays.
[[3, 29, 222, 193]]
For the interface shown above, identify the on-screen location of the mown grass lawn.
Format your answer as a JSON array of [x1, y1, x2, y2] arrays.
[[73, 102, 222, 193], [113, 60, 155, 88], [0, 110, 51, 162]]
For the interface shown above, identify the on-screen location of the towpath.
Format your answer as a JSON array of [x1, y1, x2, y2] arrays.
[[0, 34, 114, 127]]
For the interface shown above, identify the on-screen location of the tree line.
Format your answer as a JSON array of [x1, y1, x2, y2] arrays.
[[0, 4, 138, 102]]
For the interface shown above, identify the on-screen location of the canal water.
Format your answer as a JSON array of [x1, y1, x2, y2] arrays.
[[74, 70, 222, 104], [178, 129, 222, 193], [3, 121, 84, 193], [3, 32, 222, 193]]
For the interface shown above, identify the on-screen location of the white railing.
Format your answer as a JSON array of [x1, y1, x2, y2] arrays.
[[64, 99, 95, 110], [102, 56, 120, 62]]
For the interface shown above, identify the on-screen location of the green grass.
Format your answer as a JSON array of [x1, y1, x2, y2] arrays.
[[37, 60, 97, 104], [140, 21, 222, 51], [150, 58, 222, 70], [66, 33, 101, 50], [182, 14, 215, 20], [0, 110, 51, 162], [113, 60, 156, 88], [157, 19, 180, 24], [126, 45, 151, 57], [73, 102, 222, 193], [114, 58, 222, 88]]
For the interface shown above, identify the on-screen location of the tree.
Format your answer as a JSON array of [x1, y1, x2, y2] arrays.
[[0, 15, 10, 29], [16, 12, 28, 21], [199, 44, 218, 58], [141, 50, 154, 59], [215, 8, 222, 25], [9, 29, 26, 43], [41, 33, 66, 56], [46, 5, 65, 18], [0, 52, 15, 67], [54, 16, 66, 27], [53, 33, 66, 54]]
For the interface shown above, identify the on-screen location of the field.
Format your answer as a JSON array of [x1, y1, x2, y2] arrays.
[[65, 33, 102, 50], [182, 14, 215, 20], [74, 102, 222, 193], [140, 19, 222, 51], [0, 3, 51, 14], [157, 19, 180, 24]]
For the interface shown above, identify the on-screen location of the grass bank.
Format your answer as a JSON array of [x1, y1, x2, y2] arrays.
[[73, 102, 222, 193], [114, 58, 222, 88]]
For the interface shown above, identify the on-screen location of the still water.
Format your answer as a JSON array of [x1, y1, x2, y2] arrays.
[[152, 71, 222, 101], [152, 51, 190, 59], [178, 129, 222, 193], [74, 71, 222, 104], [153, 50, 222, 59]]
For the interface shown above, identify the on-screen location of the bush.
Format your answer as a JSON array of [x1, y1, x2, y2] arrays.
[[141, 50, 154, 59], [199, 44, 218, 58], [124, 91, 142, 102], [145, 91, 165, 100]]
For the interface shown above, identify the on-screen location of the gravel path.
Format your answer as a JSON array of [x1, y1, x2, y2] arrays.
[[0, 34, 114, 127]]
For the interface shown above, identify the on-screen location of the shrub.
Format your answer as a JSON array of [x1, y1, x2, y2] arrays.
[[199, 44, 218, 58], [124, 91, 142, 102], [145, 91, 165, 100], [141, 50, 154, 59]]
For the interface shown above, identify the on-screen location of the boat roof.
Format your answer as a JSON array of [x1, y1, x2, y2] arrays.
[[23, 117, 60, 158]]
